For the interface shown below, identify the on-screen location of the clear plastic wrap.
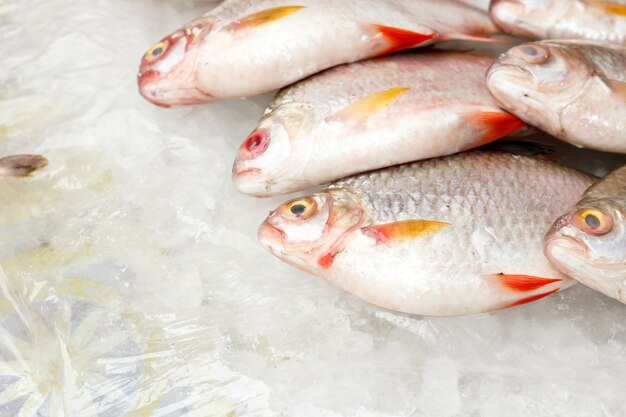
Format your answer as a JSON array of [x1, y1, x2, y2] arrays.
[[0, 0, 625, 416]]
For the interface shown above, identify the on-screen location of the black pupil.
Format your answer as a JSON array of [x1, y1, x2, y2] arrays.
[[584, 214, 601, 229], [290, 204, 306, 215], [151, 47, 164, 57], [522, 46, 537, 56]]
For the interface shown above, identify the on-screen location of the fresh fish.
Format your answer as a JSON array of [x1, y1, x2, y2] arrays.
[[490, 0, 626, 45], [232, 51, 525, 197], [258, 151, 594, 316], [138, 0, 502, 106], [486, 41, 626, 153], [0, 155, 48, 177], [545, 165, 626, 303]]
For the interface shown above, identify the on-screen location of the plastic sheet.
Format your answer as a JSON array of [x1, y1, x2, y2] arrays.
[[1, 0, 625, 416]]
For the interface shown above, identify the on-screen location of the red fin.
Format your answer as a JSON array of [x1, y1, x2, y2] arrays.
[[318, 253, 335, 269], [501, 289, 560, 310], [462, 112, 525, 150], [488, 274, 562, 292], [442, 32, 511, 44], [362, 220, 449, 244], [370, 24, 437, 57]]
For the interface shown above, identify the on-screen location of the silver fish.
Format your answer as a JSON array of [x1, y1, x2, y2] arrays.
[[258, 151, 594, 316], [137, 0, 502, 106], [490, 0, 626, 45], [487, 40, 626, 153], [232, 51, 524, 197], [545, 165, 626, 303]]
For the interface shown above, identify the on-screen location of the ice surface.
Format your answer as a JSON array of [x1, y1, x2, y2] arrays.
[[0, 1, 625, 416]]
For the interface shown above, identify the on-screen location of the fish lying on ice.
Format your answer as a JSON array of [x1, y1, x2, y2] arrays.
[[232, 51, 524, 197], [490, 0, 626, 45], [487, 40, 626, 153], [138, 0, 502, 106], [545, 165, 626, 303], [258, 151, 594, 316]]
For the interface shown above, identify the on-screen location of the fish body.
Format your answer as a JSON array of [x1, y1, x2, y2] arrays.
[[490, 0, 626, 45], [486, 40, 626, 153], [232, 51, 524, 197], [259, 151, 594, 316], [545, 165, 626, 303], [138, 0, 501, 106]]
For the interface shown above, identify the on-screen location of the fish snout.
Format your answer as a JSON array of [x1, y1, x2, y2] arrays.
[[137, 70, 171, 107], [137, 28, 214, 106], [232, 164, 269, 197], [490, 0, 526, 24], [257, 219, 286, 257]]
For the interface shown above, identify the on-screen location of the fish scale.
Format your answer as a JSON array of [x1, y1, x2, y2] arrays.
[[491, 0, 626, 46], [487, 40, 626, 153], [257, 151, 597, 315], [139, 0, 500, 106], [233, 51, 526, 197]]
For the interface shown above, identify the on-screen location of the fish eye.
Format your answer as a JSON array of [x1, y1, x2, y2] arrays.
[[144, 40, 169, 64], [516, 44, 550, 65], [241, 130, 270, 159], [290, 204, 306, 215], [573, 208, 613, 236], [282, 198, 317, 221]]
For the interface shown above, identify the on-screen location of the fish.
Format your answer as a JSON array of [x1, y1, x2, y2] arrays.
[[137, 0, 503, 107], [490, 0, 626, 45], [258, 150, 594, 316], [544, 165, 626, 303], [232, 51, 525, 197], [0, 155, 48, 177], [486, 40, 626, 154]]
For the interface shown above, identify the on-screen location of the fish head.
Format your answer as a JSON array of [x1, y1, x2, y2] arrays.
[[138, 19, 214, 107], [258, 189, 366, 273], [232, 102, 318, 197], [486, 42, 594, 135], [489, 0, 563, 37], [545, 199, 626, 297]]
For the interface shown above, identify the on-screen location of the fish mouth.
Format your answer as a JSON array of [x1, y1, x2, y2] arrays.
[[490, 0, 525, 23], [544, 234, 588, 277], [486, 63, 545, 116], [257, 220, 286, 257], [137, 29, 214, 106], [231, 166, 274, 197]]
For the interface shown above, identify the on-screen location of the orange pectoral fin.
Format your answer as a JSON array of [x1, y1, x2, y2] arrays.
[[369, 24, 437, 57], [487, 273, 562, 292], [362, 220, 450, 244], [232, 6, 305, 30], [585, 0, 626, 16], [462, 111, 526, 150], [325, 87, 410, 124]]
